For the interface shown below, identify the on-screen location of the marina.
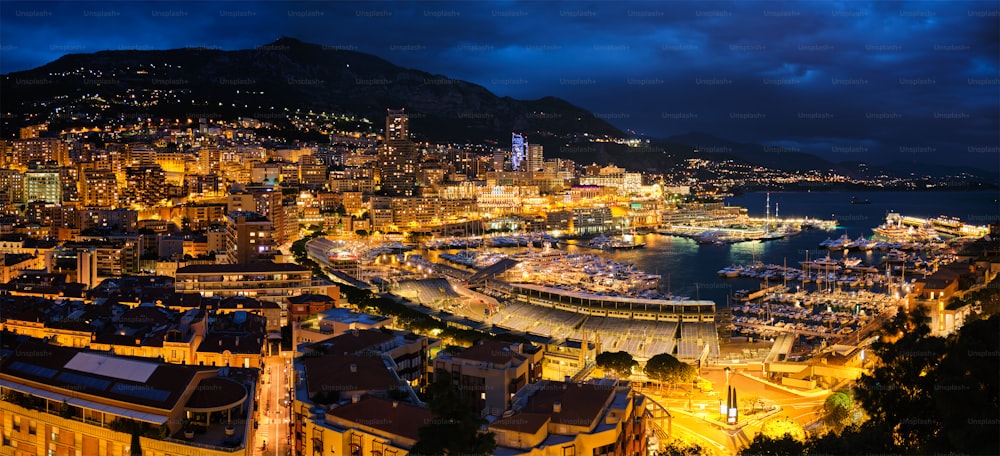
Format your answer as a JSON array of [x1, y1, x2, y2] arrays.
[[728, 287, 900, 343], [305, 191, 996, 368]]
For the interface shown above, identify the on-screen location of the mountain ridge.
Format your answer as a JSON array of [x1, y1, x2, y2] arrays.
[[1, 38, 995, 180], [2, 37, 623, 144]]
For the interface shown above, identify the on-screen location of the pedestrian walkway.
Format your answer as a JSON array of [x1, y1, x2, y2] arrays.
[[736, 371, 830, 398]]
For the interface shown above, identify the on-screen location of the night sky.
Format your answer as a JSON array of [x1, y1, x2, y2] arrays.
[[2, 1, 998, 170]]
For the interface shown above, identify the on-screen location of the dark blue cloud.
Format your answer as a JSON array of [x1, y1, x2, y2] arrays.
[[1, 0, 997, 169]]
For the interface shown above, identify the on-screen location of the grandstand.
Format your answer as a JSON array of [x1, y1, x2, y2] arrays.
[[394, 278, 463, 307], [482, 293, 716, 361]]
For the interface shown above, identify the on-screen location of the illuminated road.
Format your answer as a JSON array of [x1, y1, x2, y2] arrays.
[[254, 355, 291, 456], [640, 365, 832, 455]]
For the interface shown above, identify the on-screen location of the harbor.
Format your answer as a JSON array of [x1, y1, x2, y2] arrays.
[[658, 194, 837, 244], [304, 191, 995, 367]]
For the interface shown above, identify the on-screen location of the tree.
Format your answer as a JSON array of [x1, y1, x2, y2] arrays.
[[411, 369, 495, 456], [738, 434, 805, 456], [854, 306, 948, 453], [806, 423, 897, 455], [656, 438, 705, 456], [740, 393, 761, 416], [822, 391, 853, 433], [930, 314, 1000, 455], [759, 417, 805, 442], [644, 353, 696, 394], [596, 351, 637, 379]]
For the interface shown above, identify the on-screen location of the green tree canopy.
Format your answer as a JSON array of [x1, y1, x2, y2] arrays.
[[411, 369, 496, 456], [656, 438, 705, 456], [822, 391, 854, 433], [644, 353, 696, 387], [853, 306, 949, 453], [596, 351, 638, 378], [759, 417, 805, 442]]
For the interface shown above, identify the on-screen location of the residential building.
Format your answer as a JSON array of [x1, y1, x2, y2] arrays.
[[0, 170, 24, 205], [23, 168, 61, 205], [433, 340, 544, 417], [212, 296, 283, 333], [195, 311, 268, 369], [377, 109, 418, 196], [297, 395, 431, 456], [286, 293, 339, 322], [489, 379, 647, 456], [292, 308, 390, 347], [225, 211, 275, 264], [80, 169, 120, 208], [173, 262, 335, 322], [0, 341, 253, 456], [526, 143, 544, 173], [300, 328, 438, 386]]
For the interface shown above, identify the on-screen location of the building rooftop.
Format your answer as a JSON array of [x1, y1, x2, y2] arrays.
[[517, 381, 616, 429], [302, 353, 399, 400], [287, 293, 336, 304], [490, 411, 550, 434], [325, 396, 431, 442], [197, 333, 265, 355], [159, 292, 205, 309], [452, 340, 526, 366], [318, 307, 389, 326], [184, 377, 248, 411], [3, 253, 36, 267], [0, 341, 213, 411], [302, 329, 396, 355], [119, 306, 171, 328]]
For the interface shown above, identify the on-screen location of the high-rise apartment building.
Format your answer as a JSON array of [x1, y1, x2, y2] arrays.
[[3, 138, 69, 167], [377, 109, 418, 196], [385, 108, 409, 142], [121, 165, 166, 207], [511, 133, 526, 171], [225, 211, 275, 264], [80, 169, 120, 208], [0, 169, 24, 204], [24, 168, 62, 204], [526, 143, 544, 173]]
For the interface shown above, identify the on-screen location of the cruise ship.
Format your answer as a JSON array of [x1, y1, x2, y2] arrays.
[[872, 212, 988, 241], [872, 213, 940, 242]]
